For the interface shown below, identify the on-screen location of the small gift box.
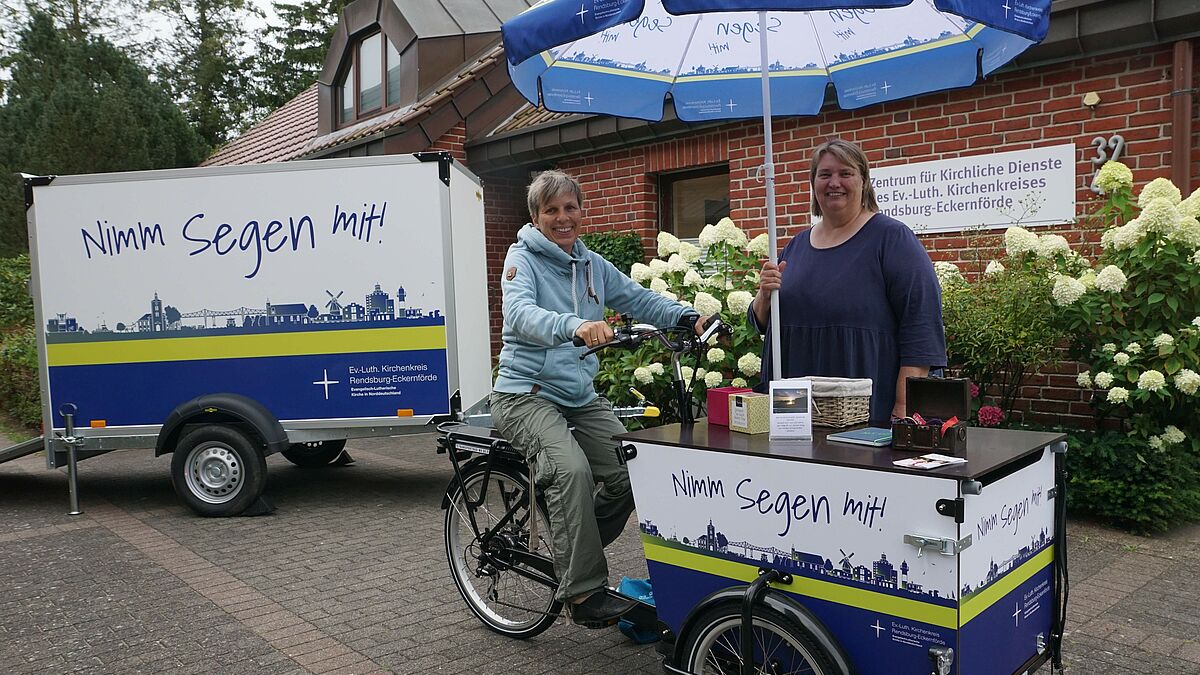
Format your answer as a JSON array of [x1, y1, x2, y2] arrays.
[[729, 392, 770, 435], [706, 386, 752, 426]]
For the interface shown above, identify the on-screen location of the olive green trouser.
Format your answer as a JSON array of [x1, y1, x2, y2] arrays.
[[489, 391, 634, 602]]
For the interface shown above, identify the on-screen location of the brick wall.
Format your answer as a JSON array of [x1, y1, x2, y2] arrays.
[[468, 41, 1200, 428]]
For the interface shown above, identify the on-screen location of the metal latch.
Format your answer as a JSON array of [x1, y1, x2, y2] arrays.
[[904, 533, 972, 557]]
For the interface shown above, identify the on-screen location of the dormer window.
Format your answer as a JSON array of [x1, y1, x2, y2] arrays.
[[337, 30, 406, 126]]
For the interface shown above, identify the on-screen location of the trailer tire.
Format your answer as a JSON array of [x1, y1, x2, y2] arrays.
[[171, 425, 267, 517], [281, 439, 347, 467]]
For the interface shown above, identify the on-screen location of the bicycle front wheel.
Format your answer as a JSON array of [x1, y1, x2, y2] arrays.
[[444, 463, 561, 638], [682, 604, 842, 675]]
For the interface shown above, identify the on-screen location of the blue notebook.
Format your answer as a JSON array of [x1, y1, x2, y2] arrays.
[[826, 427, 893, 447]]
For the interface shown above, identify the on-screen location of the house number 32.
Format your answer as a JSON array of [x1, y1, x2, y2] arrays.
[[1089, 134, 1126, 193]]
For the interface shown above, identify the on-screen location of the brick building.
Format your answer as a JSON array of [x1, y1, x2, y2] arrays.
[[206, 0, 1200, 427]]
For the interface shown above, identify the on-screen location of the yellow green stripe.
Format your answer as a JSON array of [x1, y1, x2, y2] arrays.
[[829, 26, 982, 73], [643, 536, 957, 629], [46, 326, 446, 366], [677, 69, 826, 83], [552, 61, 676, 82], [960, 546, 1054, 626]]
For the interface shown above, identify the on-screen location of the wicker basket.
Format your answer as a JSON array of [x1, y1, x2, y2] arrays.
[[804, 376, 872, 428]]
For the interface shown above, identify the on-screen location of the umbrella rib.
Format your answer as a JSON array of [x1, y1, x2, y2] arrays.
[[670, 12, 704, 82], [806, 11, 833, 77]]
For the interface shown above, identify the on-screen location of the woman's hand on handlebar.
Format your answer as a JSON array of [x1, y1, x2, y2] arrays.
[[574, 320, 614, 348]]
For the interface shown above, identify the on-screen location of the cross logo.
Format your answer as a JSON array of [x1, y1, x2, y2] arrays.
[[880, 81, 891, 95], [584, 92, 594, 106], [1012, 602, 1021, 626], [871, 620, 885, 638], [1002, 1, 1011, 18], [313, 369, 340, 400], [726, 99, 737, 112], [576, 2, 588, 23]]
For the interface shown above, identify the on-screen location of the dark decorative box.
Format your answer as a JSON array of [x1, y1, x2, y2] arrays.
[[891, 377, 970, 454]]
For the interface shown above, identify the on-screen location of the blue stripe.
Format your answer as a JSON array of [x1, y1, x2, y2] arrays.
[[502, 0, 648, 65], [674, 74, 827, 120], [648, 560, 957, 674], [935, 0, 1050, 42], [48, 350, 450, 427], [539, 67, 671, 121], [958, 563, 1055, 674], [830, 39, 977, 109]]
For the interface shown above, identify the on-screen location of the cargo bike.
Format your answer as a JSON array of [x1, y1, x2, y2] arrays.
[[438, 316, 1068, 675]]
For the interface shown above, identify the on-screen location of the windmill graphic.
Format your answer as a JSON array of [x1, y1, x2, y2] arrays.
[[325, 290, 344, 315], [839, 548, 855, 574]]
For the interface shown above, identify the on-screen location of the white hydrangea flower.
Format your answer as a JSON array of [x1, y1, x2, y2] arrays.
[[1174, 368, 1200, 395], [1137, 369, 1166, 391], [1078, 269, 1097, 289], [678, 241, 701, 263], [1194, 250, 1200, 265], [1152, 334, 1174, 348], [683, 269, 704, 287], [647, 362, 664, 376], [1036, 234, 1072, 258], [698, 224, 720, 248], [657, 231, 681, 257], [648, 258, 669, 278], [633, 367, 653, 385], [1140, 197, 1181, 235], [1138, 176, 1182, 208], [696, 368, 706, 378], [1168, 216, 1200, 248], [1107, 222, 1144, 250], [1095, 161, 1133, 193], [667, 253, 690, 274], [680, 366, 694, 382], [747, 233, 770, 257], [704, 371, 723, 388], [1126, 342, 1142, 355], [1148, 435, 1164, 450], [726, 290, 754, 316], [694, 291, 723, 316], [1094, 265, 1128, 293], [1102, 343, 1117, 353], [660, 290, 678, 301], [933, 261, 962, 287], [1051, 275, 1086, 306], [1180, 188, 1200, 219], [1193, 316, 1200, 329], [1162, 425, 1186, 445], [706, 347, 726, 364], [737, 353, 762, 377], [731, 377, 748, 388], [650, 277, 669, 293], [714, 217, 748, 247], [630, 262, 652, 283], [1094, 371, 1114, 389], [1076, 371, 1092, 388], [984, 260, 1005, 277], [1107, 387, 1129, 403], [678, 298, 693, 308], [705, 273, 728, 289], [1004, 227, 1040, 256], [1114, 352, 1130, 366]]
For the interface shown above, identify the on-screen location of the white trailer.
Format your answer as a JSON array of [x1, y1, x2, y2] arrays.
[[9, 153, 491, 516]]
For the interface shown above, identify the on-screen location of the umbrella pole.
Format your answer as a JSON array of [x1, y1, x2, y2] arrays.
[[758, 11, 783, 383]]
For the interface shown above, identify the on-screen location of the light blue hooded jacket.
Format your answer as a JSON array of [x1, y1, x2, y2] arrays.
[[494, 224, 697, 407]]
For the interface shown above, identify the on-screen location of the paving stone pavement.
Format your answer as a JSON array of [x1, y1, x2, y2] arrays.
[[1, 432, 1198, 674]]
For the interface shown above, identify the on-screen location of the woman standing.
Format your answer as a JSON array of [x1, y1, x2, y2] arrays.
[[750, 139, 946, 426]]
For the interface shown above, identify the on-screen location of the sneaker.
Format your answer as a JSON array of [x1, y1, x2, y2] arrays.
[[567, 590, 637, 629]]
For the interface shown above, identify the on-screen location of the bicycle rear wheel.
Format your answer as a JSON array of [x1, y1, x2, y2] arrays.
[[682, 604, 841, 675], [444, 463, 561, 638]]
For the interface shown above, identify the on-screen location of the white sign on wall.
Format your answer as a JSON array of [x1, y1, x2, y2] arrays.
[[871, 143, 1077, 234]]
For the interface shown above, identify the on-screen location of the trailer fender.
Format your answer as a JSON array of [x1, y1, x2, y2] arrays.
[[673, 585, 855, 675], [155, 394, 288, 458]]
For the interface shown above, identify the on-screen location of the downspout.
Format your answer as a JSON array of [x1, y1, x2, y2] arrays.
[[1171, 40, 1195, 192]]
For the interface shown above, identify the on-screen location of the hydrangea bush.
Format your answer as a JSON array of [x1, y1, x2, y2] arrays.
[[593, 218, 766, 423], [940, 163, 1200, 529]]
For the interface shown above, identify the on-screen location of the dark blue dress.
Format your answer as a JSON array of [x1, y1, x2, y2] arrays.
[[750, 213, 947, 426]]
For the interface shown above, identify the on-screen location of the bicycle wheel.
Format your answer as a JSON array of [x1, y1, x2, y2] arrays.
[[444, 463, 561, 638], [682, 604, 841, 675]]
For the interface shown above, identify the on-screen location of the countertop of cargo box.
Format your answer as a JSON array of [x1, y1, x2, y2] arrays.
[[615, 423, 1067, 481]]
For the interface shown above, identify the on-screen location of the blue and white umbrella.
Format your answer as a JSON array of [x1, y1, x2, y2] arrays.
[[502, 0, 1050, 380]]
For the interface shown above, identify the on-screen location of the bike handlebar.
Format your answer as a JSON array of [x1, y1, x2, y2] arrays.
[[571, 316, 727, 360]]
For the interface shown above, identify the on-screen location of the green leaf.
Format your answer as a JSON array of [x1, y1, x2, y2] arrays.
[[1165, 357, 1182, 375], [1148, 293, 1165, 305]]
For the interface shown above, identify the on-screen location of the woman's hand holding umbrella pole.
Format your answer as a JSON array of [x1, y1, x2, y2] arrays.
[[752, 260, 786, 328]]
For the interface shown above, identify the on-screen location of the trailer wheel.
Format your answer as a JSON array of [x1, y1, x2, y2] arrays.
[[281, 439, 347, 467], [171, 425, 267, 517]]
